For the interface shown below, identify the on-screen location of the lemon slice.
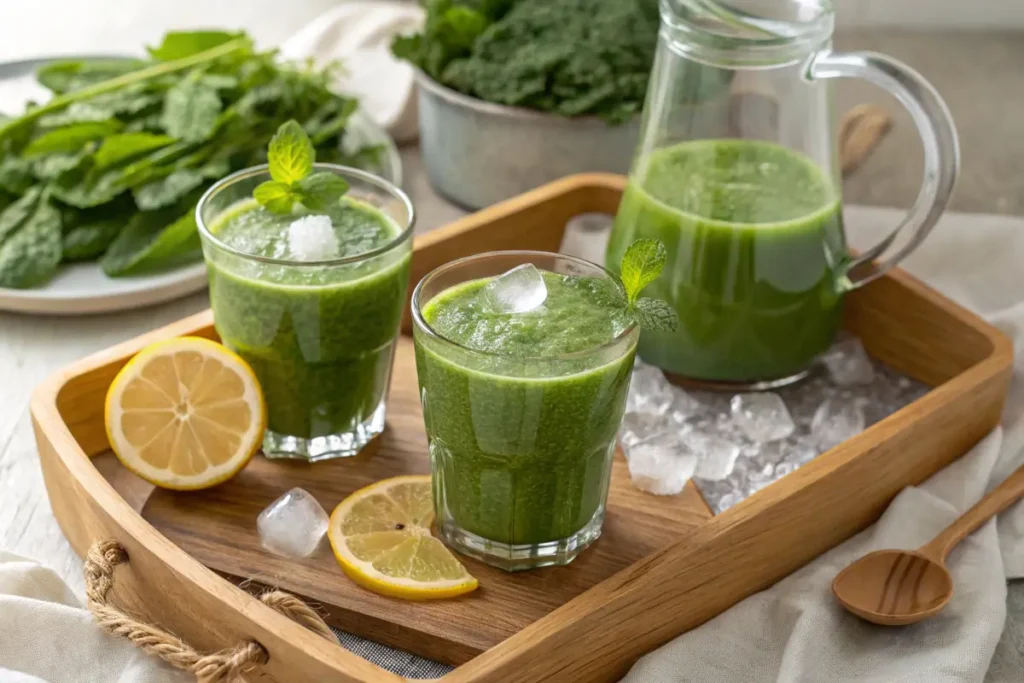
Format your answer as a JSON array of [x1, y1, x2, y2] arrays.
[[328, 475, 478, 600], [105, 336, 266, 490]]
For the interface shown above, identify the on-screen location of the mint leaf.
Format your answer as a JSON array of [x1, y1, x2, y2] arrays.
[[94, 132, 176, 170], [147, 31, 246, 61], [22, 120, 121, 157], [161, 78, 221, 142], [134, 169, 205, 210], [620, 237, 666, 304], [267, 120, 314, 184], [254, 180, 299, 214], [632, 297, 678, 332], [0, 197, 62, 288], [296, 172, 348, 210]]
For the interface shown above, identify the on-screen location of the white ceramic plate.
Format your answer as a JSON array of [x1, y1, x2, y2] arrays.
[[0, 56, 402, 315]]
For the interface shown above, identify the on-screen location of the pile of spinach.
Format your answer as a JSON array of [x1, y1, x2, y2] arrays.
[[392, 0, 660, 124], [0, 30, 376, 288]]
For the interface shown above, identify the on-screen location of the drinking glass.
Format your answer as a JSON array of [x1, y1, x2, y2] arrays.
[[197, 165, 414, 461], [606, 0, 959, 388], [412, 252, 639, 570]]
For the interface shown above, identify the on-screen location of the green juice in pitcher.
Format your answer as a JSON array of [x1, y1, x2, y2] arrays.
[[606, 139, 846, 383]]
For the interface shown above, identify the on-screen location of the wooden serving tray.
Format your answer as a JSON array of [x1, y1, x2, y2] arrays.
[[32, 175, 1012, 683]]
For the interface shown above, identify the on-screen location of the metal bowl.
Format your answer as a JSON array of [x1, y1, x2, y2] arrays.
[[416, 72, 640, 210]]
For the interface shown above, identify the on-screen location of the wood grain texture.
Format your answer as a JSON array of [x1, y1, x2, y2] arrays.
[[140, 338, 712, 665], [28, 175, 1013, 683]]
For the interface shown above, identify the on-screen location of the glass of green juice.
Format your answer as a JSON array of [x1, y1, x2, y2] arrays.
[[197, 165, 414, 461], [607, 0, 959, 389], [412, 252, 639, 571]]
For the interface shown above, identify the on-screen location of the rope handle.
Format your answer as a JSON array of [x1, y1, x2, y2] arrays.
[[84, 540, 339, 683]]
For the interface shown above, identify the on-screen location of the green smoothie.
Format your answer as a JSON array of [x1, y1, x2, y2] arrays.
[[606, 139, 846, 382], [414, 270, 636, 551], [206, 197, 411, 443]]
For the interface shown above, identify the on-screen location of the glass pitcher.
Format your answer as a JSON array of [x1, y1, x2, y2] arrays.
[[606, 0, 958, 388]]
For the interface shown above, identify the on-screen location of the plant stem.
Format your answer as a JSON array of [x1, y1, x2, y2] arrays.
[[0, 38, 251, 143]]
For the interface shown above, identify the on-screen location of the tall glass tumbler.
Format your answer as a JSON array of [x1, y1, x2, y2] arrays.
[[197, 165, 414, 461]]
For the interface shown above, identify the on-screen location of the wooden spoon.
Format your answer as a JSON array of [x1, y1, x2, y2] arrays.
[[832, 463, 1024, 626]]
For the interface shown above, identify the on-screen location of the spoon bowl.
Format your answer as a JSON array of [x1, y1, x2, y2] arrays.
[[832, 549, 952, 626], [833, 461, 1024, 626]]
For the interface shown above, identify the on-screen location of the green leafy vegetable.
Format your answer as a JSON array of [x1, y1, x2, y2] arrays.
[[620, 238, 666, 304], [615, 238, 677, 332], [134, 169, 205, 210], [62, 217, 123, 261], [253, 181, 299, 214], [36, 59, 147, 95], [266, 120, 314, 184], [392, 0, 659, 124], [632, 297, 677, 331], [22, 121, 121, 157], [296, 172, 349, 210], [94, 132, 176, 170], [101, 195, 202, 276], [0, 29, 377, 286], [0, 191, 62, 288], [148, 31, 244, 61], [254, 120, 349, 214], [161, 76, 222, 142]]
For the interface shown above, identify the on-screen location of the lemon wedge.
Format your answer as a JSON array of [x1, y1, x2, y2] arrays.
[[328, 475, 478, 600], [105, 336, 265, 490]]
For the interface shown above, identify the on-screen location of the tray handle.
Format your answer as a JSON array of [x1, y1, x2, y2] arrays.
[[85, 540, 338, 683]]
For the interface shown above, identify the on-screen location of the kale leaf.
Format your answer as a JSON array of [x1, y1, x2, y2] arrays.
[[393, 0, 659, 124]]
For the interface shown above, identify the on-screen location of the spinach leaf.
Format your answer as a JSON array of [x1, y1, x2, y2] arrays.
[[22, 120, 121, 157], [161, 77, 222, 142], [62, 216, 124, 261], [148, 31, 245, 61], [133, 169, 205, 210], [36, 59, 147, 95], [94, 132, 176, 170], [0, 195, 62, 288], [0, 186, 44, 244], [0, 156, 37, 194], [101, 202, 201, 276]]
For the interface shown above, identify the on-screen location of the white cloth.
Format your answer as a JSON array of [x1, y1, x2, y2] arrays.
[[0, 551, 187, 683], [625, 206, 1024, 683], [280, 1, 425, 143]]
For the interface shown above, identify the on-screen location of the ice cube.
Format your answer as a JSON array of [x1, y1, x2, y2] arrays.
[[810, 398, 866, 450], [625, 435, 697, 496], [627, 362, 675, 416], [668, 387, 703, 424], [822, 337, 875, 386], [619, 411, 671, 448], [729, 393, 795, 443], [257, 487, 330, 558], [287, 215, 339, 261], [480, 264, 547, 313], [690, 433, 742, 481]]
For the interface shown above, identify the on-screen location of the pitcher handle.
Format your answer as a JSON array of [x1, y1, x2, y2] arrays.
[[808, 51, 959, 289]]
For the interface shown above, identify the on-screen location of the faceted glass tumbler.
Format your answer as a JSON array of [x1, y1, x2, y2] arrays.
[[412, 251, 640, 571], [197, 165, 414, 462]]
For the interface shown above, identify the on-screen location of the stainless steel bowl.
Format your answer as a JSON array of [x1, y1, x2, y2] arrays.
[[416, 72, 640, 210]]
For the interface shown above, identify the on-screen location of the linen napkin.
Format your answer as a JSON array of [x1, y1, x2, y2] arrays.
[[279, 0, 424, 143], [0, 551, 187, 683], [623, 206, 1024, 683]]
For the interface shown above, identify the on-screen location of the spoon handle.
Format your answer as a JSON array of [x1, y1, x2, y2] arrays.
[[919, 463, 1024, 562]]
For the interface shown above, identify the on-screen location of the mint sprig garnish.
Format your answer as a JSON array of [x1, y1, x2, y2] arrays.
[[619, 238, 678, 332], [254, 120, 348, 214]]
